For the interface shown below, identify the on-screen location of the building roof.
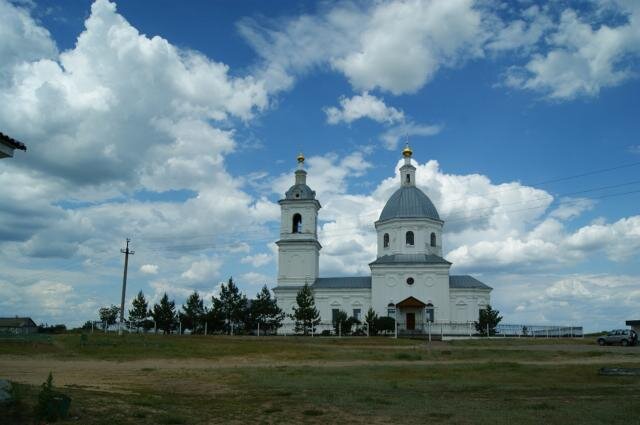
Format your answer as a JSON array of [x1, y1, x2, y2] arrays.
[[396, 296, 428, 308], [626, 320, 640, 326], [0, 317, 37, 328], [0, 132, 27, 151], [313, 276, 372, 289], [379, 186, 440, 222], [284, 183, 316, 200], [369, 253, 451, 266], [449, 275, 492, 290]]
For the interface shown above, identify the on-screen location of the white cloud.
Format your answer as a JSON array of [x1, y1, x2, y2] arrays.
[[324, 92, 404, 125], [181, 257, 223, 282], [0, 0, 57, 80], [486, 5, 552, 53], [140, 264, 158, 274], [239, 271, 272, 286], [505, 5, 640, 99], [380, 122, 442, 150], [241, 253, 272, 268], [492, 273, 640, 331], [240, 0, 488, 95]]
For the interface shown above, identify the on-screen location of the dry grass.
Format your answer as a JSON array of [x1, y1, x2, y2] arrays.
[[1, 333, 639, 424]]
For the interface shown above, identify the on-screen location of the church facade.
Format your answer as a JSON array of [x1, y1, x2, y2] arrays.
[[273, 147, 491, 334]]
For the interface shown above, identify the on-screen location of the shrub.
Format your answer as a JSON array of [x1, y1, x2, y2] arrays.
[[35, 372, 71, 422], [320, 330, 332, 336], [375, 316, 396, 334]]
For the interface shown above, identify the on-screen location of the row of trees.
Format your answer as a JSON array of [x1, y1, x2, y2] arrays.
[[97, 278, 285, 335]]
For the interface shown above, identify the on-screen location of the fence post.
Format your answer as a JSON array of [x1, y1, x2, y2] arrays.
[[204, 321, 207, 336], [311, 323, 314, 338], [339, 322, 342, 338], [486, 323, 489, 337], [179, 321, 182, 335], [394, 322, 397, 339], [428, 322, 431, 343], [366, 322, 369, 337], [468, 322, 471, 337], [441, 323, 443, 340], [154, 321, 157, 334]]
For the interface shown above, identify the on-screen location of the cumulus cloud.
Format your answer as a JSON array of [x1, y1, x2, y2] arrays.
[[140, 264, 159, 274], [241, 253, 273, 268], [380, 122, 442, 150], [0, 0, 57, 80], [504, 5, 640, 99], [239, 271, 272, 286], [181, 257, 223, 282], [240, 0, 488, 95], [492, 273, 640, 331], [324, 92, 404, 125]]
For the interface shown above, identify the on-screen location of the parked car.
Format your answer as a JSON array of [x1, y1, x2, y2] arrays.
[[597, 329, 637, 346]]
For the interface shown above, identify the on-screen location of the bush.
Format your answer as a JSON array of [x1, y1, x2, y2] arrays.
[[35, 372, 71, 422], [375, 317, 396, 334], [320, 330, 332, 336]]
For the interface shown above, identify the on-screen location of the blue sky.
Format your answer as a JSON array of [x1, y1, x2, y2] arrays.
[[1, 0, 639, 331]]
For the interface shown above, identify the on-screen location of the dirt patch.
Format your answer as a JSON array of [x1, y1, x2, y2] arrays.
[[2, 353, 640, 394]]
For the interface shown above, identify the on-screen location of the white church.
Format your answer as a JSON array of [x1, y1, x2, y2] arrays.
[[273, 146, 492, 334]]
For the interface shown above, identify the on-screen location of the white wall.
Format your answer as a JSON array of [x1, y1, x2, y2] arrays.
[[375, 218, 444, 258], [449, 289, 491, 323], [370, 265, 451, 321]]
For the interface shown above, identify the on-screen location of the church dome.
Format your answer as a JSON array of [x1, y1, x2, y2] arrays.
[[379, 186, 440, 221], [285, 183, 316, 200]]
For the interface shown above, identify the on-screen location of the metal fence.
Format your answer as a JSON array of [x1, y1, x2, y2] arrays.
[[277, 321, 584, 339], [86, 320, 583, 339]]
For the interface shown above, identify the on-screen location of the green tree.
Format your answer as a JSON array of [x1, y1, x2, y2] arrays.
[[249, 285, 285, 334], [364, 307, 379, 335], [290, 283, 320, 335], [475, 305, 503, 336], [212, 277, 248, 334], [333, 310, 348, 335], [98, 305, 119, 330], [375, 316, 396, 334], [180, 291, 206, 334], [128, 291, 152, 331], [151, 293, 178, 334]]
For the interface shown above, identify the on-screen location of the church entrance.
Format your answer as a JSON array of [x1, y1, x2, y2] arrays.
[[396, 296, 428, 334], [406, 313, 415, 330]]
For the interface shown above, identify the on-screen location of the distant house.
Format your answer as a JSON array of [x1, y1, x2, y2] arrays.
[[0, 317, 38, 334], [627, 320, 640, 335], [0, 132, 27, 158]]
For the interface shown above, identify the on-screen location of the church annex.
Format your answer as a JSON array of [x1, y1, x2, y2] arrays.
[[273, 146, 492, 333]]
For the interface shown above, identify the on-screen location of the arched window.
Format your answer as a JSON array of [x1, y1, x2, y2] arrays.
[[292, 213, 302, 233], [430, 232, 436, 247], [387, 302, 396, 317], [383, 233, 389, 248], [405, 231, 414, 246], [425, 303, 434, 323]]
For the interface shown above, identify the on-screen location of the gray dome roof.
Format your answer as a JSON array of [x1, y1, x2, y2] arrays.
[[379, 186, 440, 221], [285, 183, 316, 200]]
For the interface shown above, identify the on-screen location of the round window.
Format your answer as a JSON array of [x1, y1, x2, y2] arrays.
[[406, 277, 414, 285]]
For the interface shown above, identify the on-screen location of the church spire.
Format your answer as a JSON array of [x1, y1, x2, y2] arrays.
[[295, 152, 307, 185], [400, 143, 416, 187]]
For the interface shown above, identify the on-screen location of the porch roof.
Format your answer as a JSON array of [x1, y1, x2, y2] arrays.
[[395, 296, 429, 309]]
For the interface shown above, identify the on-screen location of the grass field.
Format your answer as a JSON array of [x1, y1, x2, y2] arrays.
[[1, 333, 639, 424]]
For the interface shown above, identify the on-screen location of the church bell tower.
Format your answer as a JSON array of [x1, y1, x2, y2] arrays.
[[276, 153, 322, 287]]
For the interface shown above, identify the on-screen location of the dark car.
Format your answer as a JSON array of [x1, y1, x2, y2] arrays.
[[597, 329, 637, 346]]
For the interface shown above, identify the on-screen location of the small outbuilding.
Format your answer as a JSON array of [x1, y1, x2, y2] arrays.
[[0, 317, 38, 335], [0, 132, 27, 158], [626, 320, 640, 336]]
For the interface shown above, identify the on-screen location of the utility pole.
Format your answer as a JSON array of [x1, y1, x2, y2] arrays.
[[119, 238, 134, 336]]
